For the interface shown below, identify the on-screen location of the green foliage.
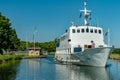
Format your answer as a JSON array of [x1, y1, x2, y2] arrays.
[[18, 41, 26, 51], [0, 12, 20, 54], [19, 40, 56, 53], [40, 41, 56, 52], [0, 55, 23, 62], [112, 48, 120, 54]]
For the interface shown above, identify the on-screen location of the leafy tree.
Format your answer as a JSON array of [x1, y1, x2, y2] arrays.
[[19, 40, 56, 53], [0, 12, 20, 54], [18, 41, 26, 51], [39, 41, 56, 52]]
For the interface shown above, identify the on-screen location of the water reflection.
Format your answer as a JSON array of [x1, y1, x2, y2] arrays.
[[106, 60, 120, 80], [1, 58, 120, 80], [15, 58, 111, 80], [55, 65, 110, 80], [0, 61, 20, 80]]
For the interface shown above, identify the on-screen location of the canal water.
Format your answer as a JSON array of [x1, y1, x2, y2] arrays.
[[0, 56, 120, 80]]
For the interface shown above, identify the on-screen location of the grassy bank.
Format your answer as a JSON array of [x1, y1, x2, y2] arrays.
[[0, 55, 23, 63], [110, 54, 120, 60], [0, 54, 47, 63], [110, 48, 120, 60]]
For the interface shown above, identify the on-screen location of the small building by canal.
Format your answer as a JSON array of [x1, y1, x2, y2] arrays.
[[28, 47, 41, 56]]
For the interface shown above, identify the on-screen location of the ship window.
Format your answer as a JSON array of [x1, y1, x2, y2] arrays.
[[81, 29, 84, 33], [72, 29, 76, 33], [86, 28, 89, 33], [66, 29, 68, 32], [61, 35, 66, 41], [74, 47, 82, 52], [99, 30, 102, 34], [95, 29, 97, 33], [77, 29, 80, 33], [56, 42, 60, 47], [90, 29, 93, 33]]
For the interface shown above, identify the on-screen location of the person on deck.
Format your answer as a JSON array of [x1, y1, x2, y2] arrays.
[[91, 40, 95, 48]]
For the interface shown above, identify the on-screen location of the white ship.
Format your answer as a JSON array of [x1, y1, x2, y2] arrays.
[[55, 0, 113, 67]]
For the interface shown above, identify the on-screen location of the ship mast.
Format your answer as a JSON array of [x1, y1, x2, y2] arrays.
[[80, 0, 91, 26]]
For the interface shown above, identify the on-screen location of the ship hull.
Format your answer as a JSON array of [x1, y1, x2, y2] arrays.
[[72, 47, 113, 67], [55, 47, 113, 67]]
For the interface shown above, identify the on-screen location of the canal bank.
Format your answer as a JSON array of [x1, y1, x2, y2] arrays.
[[110, 54, 120, 60], [0, 55, 23, 63], [110, 48, 120, 60], [0, 55, 47, 64]]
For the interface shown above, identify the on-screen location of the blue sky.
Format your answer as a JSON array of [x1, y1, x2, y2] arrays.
[[0, 0, 120, 48]]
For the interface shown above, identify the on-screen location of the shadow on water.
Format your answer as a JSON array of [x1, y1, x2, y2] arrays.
[[0, 60, 20, 80], [40, 55, 58, 64]]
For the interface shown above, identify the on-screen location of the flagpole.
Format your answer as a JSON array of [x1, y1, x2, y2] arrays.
[[33, 27, 37, 51], [33, 31, 35, 51], [26, 32, 28, 55], [108, 28, 110, 47]]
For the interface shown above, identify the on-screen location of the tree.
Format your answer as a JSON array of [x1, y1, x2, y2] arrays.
[[0, 12, 20, 54], [18, 41, 26, 51], [39, 41, 56, 52]]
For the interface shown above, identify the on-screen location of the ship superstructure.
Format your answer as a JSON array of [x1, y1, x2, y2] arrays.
[[55, 0, 113, 67]]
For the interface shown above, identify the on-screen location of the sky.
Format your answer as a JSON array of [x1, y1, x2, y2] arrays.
[[0, 0, 120, 48]]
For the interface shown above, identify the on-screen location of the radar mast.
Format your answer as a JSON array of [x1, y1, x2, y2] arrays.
[[80, 0, 91, 26]]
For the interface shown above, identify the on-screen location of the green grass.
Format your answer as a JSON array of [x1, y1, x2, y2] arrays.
[[47, 52, 55, 55], [109, 48, 120, 60], [0, 55, 23, 63], [110, 53, 120, 60]]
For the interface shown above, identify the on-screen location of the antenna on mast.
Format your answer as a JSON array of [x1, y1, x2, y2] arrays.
[[80, 0, 91, 26]]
